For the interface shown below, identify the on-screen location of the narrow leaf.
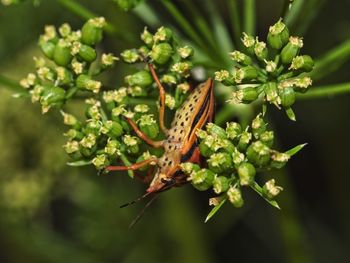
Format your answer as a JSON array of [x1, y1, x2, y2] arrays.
[[205, 198, 227, 223], [285, 143, 307, 156], [67, 159, 92, 166], [250, 182, 281, 209]]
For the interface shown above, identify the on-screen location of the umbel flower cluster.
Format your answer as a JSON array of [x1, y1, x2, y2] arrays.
[[215, 19, 314, 120], [19, 17, 309, 220], [181, 115, 304, 220]]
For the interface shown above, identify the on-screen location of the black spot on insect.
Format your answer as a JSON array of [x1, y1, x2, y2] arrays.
[[168, 145, 172, 150], [180, 122, 184, 126], [168, 161, 172, 166], [165, 157, 168, 161], [185, 117, 189, 121]]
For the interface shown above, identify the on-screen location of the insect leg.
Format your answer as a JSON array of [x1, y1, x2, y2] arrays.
[[147, 63, 168, 135], [106, 158, 158, 171], [125, 117, 164, 148]]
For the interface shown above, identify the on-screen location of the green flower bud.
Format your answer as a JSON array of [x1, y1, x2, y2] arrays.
[[241, 33, 255, 55], [78, 44, 97, 63], [264, 82, 281, 106], [71, 60, 84, 74], [234, 66, 258, 83], [55, 67, 72, 85], [293, 76, 312, 92], [226, 122, 242, 140], [227, 186, 244, 207], [154, 26, 172, 43], [177, 46, 194, 59], [180, 163, 201, 175], [123, 135, 140, 155], [40, 85, 66, 112], [270, 152, 290, 169], [37, 67, 55, 81], [138, 114, 159, 139], [208, 152, 233, 173], [246, 141, 271, 167], [138, 45, 150, 57], [81, 17, 105, 45], [20, 73, 37, 89], [199, 139, 215, 158], [121, 49, 140, 63], [237, 162, 256, 186], [64, 129, 84, 140], [39, 41, 56, 59], [171, 61, 192, 77], [101, 120, 123, 138], [232, 149, 245, 166], [86, 104, 101, 120], [61, 111, 78, 126], [161, 74, 177, 85], [265, 60, 277, 73], [101, 53, 119, 68], [53, 39, 72, 66], [213, 176, 230, 194], [229, 87, 258, 104], [289, 55, 314, 72], [104, 139, 120, 156], [63, 140, 80, 154], [206, 123, 227, 139], [151, 43, 173, 65], [92, 154, 110, 169], [80, 133, 97, 149], [76, 74, 101, 93], [281, 36, 303, 64], [84, 120, 102, 135], [267, 18, 289, 50], [190, 169, 215, 191], [126, 70, 153, 87], [254, 40, 268, 61], [214, 70, 235, 86], [251, 114, 266, 139], [259, 131, 274, 148], [279, 87, 296, 108], [262, 179, 283, 199], [237, 131, 252, 151], [58, 23, 71, 37], [141, 27, 154, 46], [229, 51, 252, 66]]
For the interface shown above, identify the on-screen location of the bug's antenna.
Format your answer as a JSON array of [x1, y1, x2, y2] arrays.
[[128, 193, 159, 229], [120, 191, 153, 208]]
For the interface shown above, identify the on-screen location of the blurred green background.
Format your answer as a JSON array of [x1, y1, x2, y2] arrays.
[[1, 1, 350, 262]]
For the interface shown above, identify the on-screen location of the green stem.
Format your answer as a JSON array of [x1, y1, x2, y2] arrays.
[[228, 0, 242, 48], [297, 82, 350, 100], [178, 0, 217, 50], [127, 97, 157, 106], [56, 0, 130, 42], [284, 0, 304, 29], [310, 39, 350, 81], [243, 0, 256, 35], [119, 153, 134, 178], [0, 75, 28, 95], [161, 0, 210, 54]]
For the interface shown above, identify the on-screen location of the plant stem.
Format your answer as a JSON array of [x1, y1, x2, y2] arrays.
[[243, 0, 256, 35], [228, 0, 242, 48], [297, 82, 350, 100], [284, 0, 304, 30], [310, 39, 350, 81], [0, 74, 28, 95], [56, 0, 131, 42], [161, 0, 210, 55]]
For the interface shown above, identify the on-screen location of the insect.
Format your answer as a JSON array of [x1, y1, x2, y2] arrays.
[[105, 62, 214, 206]]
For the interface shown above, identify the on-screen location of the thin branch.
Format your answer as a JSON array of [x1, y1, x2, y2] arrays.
[[243, 0, 256, 35], [298, 82, 350, 100]]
